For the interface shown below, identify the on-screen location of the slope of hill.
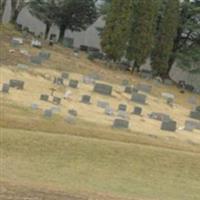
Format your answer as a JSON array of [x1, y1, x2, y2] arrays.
[[0, 25, 200, 200]]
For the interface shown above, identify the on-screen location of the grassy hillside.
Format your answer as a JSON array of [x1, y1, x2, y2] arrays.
[[0, 24, 200, 200]]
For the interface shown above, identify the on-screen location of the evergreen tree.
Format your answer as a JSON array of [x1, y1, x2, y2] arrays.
[[127, 0, 160, 72], [101, 0, 132, 61], [151, 0, 180, 78]]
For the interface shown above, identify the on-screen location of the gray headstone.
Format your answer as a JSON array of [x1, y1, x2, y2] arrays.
[[68, 109, 78, 117], [69, 80, 79, 88], [97, 101, 109, 109], [2, 83, 9, 93], [31, 56, 42, 64], [190, 111, 200, 120], [43, 109, 53, 118], [184, 120, 200, 132], [53, 77, 64, 85], [131, 93, 147, 104], [94, 83, 112, 96], [61, 72, 69, 79], [136, 84, 152, 93], [113, 119, 129, 129], [132, 107, 142, 115], [81, 95, 91, 104], [9, 79, 24, 90], [39, 51, 50, 60], [31, 103, 38, 110], [118, 104, 127, 111], [124, 86, 134, 94], [40, 94, 49, 101], [196, 106, 200, 112], [122, 80, 129, 86], [53, 96, 61, 105], [148, 112, 171, 122], [161, 120, 177, 132]]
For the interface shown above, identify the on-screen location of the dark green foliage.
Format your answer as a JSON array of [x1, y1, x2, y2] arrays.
[[127, 0, 160, 71], [29, 0, 97, 41], [151, 0, 180, 77], [101, 0, 131, 61]]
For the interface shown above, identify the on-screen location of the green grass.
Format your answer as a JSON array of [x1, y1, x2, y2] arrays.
[[1, 128, 200, 200]]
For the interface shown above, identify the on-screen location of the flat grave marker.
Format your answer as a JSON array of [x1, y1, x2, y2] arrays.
[[161, 120, 177, 132], [136, 84, 152, 93], [118, 104, 127, 111], [94, 83, 112, 96], [43, 109, 53, 118], [53, 96, 61, 105], [81, 95, 91, 104], [113, 119, 129, 129], [9, 80, 24, 90], [97, 101, 109, 109], [69, 80, 79, 88], [40, 94, 49, 101], [131, 93, 147, 104], [2, 83, 9, 93], [132, 107, 142, 115]]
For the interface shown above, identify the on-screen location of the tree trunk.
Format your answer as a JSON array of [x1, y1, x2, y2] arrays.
[[0, 0, 6, 22], [45, 23, 50, 40], [59, 25, 66, 43], [131, 60, 140, 73], [11, 9, 19, 24]]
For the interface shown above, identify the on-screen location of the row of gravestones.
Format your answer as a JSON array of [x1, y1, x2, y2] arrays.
[[1, 79, 25, 93]]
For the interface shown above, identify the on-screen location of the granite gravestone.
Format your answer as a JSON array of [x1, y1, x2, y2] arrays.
[[94, 83, 112, 96], [132, 107, 142, 115], [68, 109, 78, 117], [83, 76, 95, 85], [9, 80, 24, 90], [39, 51, 51, 61], [97, 101, 109, 109], [40, 94, 49, 101], [122, 80, 129, 86], [43, 109, 53, 118], [124, 86, 134, 94], [30, 56, 43, 64], [184, 120, 200, 132], [69, 80, 79, 88], [113, 119, 129, 129], [149, 112, 171, 122], [81, 95, 91, 104], [118, 104, 127, 111], [190, 106, 200, 120], [61, 72, 69, 79], [161, 120, 177, 132], [136, 84, 152, 93], [53, 97, 61, 105], [53, 77, 64, 85], [2, 83, 9, 93], [131, 93, 147, 104]]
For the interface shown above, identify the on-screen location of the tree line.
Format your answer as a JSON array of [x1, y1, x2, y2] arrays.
[[101, 0, 200, 78]]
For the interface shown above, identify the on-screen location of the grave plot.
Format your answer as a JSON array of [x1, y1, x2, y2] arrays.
[[61, 72, 69, 79], [69, 80, 79, 88], [161, 120, 177, 132], [136, 83, 152, 93], [97, 101, 110, 109], [53, 97, 61, 105], [68, 109, 78, 117], [39, 51, 51, 61], [40, 94, 49, 102], [113, 118, 129, 129], [132, 107, 142, 115], [148, 112, 171, 122], [53, 77, 64, 85], [9, 80, 24, 90], [118, 104, 127, 111], [81, 95, 91, 104], [94, 83, 112, 96], [2, 83, 10, 93], [184, 120, 200, 132], [131, 93, 147, 104], [43, 109, 53, 118], [30, 56, 43, 65]]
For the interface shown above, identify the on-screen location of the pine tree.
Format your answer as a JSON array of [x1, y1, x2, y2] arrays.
[[101, 0, 132, 61], [151, 0, 180, 78], [127, 0, 160, 72]]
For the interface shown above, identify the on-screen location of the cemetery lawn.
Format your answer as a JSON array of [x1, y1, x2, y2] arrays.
[[1, 127, 200, 200]]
